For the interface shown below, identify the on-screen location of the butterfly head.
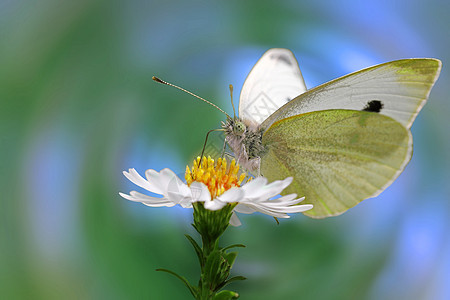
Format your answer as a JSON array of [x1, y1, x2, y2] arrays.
[[222, 116, 247, 138], [233, 119, 247, 136]]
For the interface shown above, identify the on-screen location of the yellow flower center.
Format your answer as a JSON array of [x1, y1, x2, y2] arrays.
[[185, 156, 247, 198]]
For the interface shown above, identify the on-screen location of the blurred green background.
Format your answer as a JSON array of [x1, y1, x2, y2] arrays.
[[1, 0, 449, 299]]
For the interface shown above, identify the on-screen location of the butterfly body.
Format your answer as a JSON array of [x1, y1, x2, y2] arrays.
[[222, 116, 264, 173], [223, 48, 441, 218]]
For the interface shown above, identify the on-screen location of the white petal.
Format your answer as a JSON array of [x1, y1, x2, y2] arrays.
[[286, 204, 313, 213], [252, 178, 294, 202], [260, 197, 303, 208], [120, 191, 163, 203], [167, 192, 190, 208], [119, 191, 140, 201], [233, 204, 256, 214], [165, 180, 189, 202], [142, 201, 177, 207], [161, 168, 186, 195], [229, 213, 242, 227], [251, 202, 312, 216], [123, 169, 162, 194], [269, 194, 302, 206], [228, 176, 312, 221], [217, 187, 244, 203], [189, 182, 211, 202], [241, 177, 293, 203], [242, 204, 289, 218], [119, 192, 176, 207], [142, 169, 166, 194], [264, 200, 310, 212], [240, 177, 268, 197], [204, 199, 226, 211], [130, 191, 169, 202]]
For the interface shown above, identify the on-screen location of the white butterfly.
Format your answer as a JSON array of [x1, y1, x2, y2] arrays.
[[222, 48, 441, 218]]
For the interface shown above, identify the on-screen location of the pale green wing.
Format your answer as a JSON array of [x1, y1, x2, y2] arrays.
[[261, 59, 441, 130], [261, 109, 412, 218]]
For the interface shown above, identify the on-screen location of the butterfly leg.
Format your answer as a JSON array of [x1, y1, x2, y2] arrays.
[[220, 137, 227, 159], [255, 157, 261, 177], [223, 152, 236, 161], [249, 157, 261, 177]]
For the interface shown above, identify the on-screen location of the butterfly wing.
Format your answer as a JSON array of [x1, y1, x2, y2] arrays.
[[261, 59, 441, 130], [239, 48, 307, 125], [261, 110, 411, 218]]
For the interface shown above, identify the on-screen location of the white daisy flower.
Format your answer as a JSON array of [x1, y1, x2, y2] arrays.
[[120, 157, 313, 226]]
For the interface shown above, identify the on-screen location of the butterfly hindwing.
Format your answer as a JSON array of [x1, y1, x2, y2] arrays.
[[261, 58, 441, 131], [261, 109, 412, 218]]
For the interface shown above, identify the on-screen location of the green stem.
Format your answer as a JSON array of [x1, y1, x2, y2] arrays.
[[156, 205, 244, 299], [202, 235, 217, 257], [187, 202, 245, 299], [198, 236, 218, 299]]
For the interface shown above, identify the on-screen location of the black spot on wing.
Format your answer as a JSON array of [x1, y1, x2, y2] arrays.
[[362, 100, 383, 113], [271, 54, 292, 65]]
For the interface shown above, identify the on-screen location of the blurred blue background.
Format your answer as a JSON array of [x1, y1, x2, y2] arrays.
[[1, 0, 449, 299]]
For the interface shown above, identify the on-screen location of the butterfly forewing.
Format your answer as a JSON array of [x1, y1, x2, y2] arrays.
[[261, 110, 412, 218], [261, 59, 441, 131], [239, 48, 307, 125]]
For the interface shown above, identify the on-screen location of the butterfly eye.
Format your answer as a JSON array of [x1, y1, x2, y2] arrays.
[[234, 122, 246, 135]]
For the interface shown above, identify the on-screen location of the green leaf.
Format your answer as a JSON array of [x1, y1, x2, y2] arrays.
[[214, 290, 240, 300], [156, 268, 197, 298], [185, 234, 204, 267], [216, 275, 246, 291], [221, 244, 246, 251], [224, 251, 238, 266], [223, 276, 246, 289]]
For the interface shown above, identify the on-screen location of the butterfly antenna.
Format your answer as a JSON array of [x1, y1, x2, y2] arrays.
[[229, 84, 236, 118], [152, 76, 230, 118]]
